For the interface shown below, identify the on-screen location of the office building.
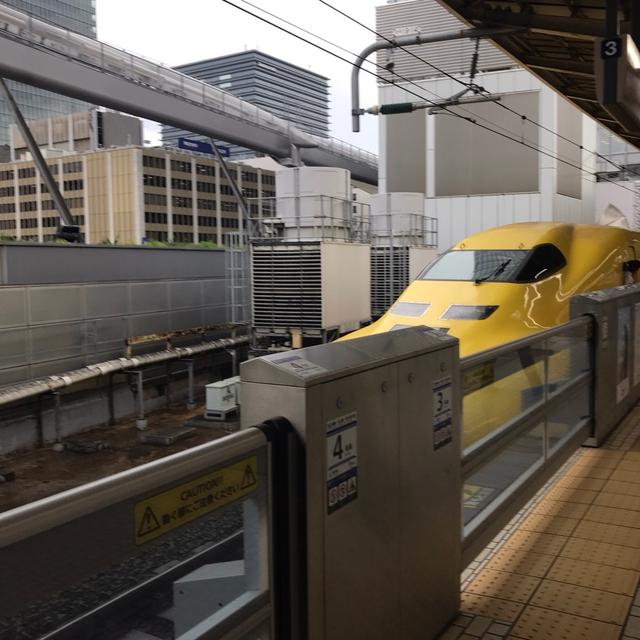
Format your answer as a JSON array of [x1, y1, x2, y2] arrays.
[[0, 0, 96, 147], [0, 146, 275, 245], [10, 109, 143, 160], [376, 0, 597, 251], [162, 50, 329, 159]]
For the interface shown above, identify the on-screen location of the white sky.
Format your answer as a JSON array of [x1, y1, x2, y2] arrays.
[[95, 0, 382, 153]]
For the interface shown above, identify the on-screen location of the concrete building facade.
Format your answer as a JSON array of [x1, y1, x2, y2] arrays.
[[10, 109, 143, 161], [0, 146, 275, 245], [375, 0, 597, 251], [0, 0, 96, 147], [162, 50, 329, 159]]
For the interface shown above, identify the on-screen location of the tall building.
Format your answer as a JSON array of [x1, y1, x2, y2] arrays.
[[0, 146, 275, 245], [162, 50, 329, 159], [0, 0, 96, 148]]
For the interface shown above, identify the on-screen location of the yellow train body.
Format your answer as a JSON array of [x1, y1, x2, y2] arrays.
[[342, 223, 640, 448], [346, 223, 640, 357]]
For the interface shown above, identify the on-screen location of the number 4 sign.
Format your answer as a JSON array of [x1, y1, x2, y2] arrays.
[[326, 412, 358, 514]]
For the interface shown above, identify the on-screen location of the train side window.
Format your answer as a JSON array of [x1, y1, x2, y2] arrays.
[[516, 244, 566, 282]]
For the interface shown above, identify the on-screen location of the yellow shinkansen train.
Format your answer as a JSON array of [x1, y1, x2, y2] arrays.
[[346, 222, 640, 357], [343, 222, 640, 448]]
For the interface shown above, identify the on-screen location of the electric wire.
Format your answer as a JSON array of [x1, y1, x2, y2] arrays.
[[221, 0, 638, 196], [317, 0, 640, 181]]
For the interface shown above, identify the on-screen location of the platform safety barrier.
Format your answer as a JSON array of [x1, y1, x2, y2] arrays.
[[459, 316, 593, 566], [0, 419, 303, 640]]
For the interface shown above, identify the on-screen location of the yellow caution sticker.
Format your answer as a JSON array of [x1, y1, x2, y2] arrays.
[[463, 362, 495, 394], [463, 483, 497, 510], [134, 456, 258, 545]]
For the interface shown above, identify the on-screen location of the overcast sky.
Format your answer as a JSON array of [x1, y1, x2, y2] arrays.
[[95, 0, 382, 153]]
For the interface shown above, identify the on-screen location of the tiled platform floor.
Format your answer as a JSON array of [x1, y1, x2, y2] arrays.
[[439, 405, 640, 640]]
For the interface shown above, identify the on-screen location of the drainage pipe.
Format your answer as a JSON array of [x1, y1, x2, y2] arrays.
[[0, 335, 249, 408]]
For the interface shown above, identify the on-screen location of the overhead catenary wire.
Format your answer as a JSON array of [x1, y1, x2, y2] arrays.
[[317, 0, 640, 180], [221, 0, 638, 196]]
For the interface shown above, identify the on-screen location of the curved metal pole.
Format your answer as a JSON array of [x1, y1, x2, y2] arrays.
[[351, 27, 523, 132]]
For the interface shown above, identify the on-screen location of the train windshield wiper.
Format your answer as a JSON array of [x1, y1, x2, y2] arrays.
[[475, 259, 511, 284]]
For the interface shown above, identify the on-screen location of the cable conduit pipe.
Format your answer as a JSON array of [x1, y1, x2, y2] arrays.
[[0, 335, 249, 409]]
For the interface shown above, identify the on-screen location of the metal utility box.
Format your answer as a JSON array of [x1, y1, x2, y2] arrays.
[[241, 327, 461, 640], [204, 376, 239, 420]]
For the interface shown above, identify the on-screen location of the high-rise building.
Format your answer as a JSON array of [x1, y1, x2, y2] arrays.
[[0, 146, 275, 245], [162, 50, 329, 159], [0, 0, 96, 148]]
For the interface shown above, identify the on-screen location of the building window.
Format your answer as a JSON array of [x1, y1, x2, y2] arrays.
[[143, 174, 167, 188], [19, 184, 37, 195], [197, 198, 216, 211], [172, 196, 192, 208], [143, 155, 166, 169], [0, 170, 14, 181], [196, 163, 215, 176], [19, 201, 37, 212], [198, 215, 217, 227], [197, 181, 216, 193], [241, 171, 257, 182], [170, 159, 191, 173], [144, 192, 168, 206], [171, 178, 192, 191], [0, 186, 15, 197], [63, 161, 82, 173], [18, 167, 36, 179], [63, 179, 83, 191]]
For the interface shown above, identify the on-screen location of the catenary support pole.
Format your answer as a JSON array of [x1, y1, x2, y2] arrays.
[[0, 77, 75, 227]]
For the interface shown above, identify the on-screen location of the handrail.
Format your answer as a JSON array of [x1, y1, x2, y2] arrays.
[[461, 315, 592, 370], [0, 427, 266, 548]]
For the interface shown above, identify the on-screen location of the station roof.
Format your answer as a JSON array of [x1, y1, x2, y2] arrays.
[[436, 1, 638, 146]]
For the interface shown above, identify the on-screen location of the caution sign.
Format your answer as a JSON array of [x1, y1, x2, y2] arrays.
[[463, 362, 495, 394], [134, 456, 258, 545], [463, 483, 497, 511]]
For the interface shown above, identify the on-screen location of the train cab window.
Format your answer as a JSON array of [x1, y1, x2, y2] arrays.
[[420, 250, 527, 282], [420, 244, 566, 283], [515, 244, 566, 282]]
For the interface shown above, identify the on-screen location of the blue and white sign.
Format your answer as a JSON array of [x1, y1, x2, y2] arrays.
[[177, 137, 230, 158], [326, 412, 358, 514]]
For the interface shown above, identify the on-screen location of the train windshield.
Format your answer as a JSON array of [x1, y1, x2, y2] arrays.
[[420, 245, 566, 283]]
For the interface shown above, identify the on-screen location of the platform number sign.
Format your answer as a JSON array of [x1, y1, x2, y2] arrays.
[[326, 412, 358, 514], [601, 37, 622, 59], [433, 376, 453, 450]]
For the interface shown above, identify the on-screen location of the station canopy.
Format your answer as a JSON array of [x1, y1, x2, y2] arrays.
[[436, 1, 640, 147]]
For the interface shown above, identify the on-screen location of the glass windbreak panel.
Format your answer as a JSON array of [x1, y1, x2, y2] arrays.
[[0, 453, 267, 640], [462, 345, 545, 450], [547, 322, 592, 395], [464, 423, 544, 528], [548, 383, 591, 454], [420, 250, 527, 282]]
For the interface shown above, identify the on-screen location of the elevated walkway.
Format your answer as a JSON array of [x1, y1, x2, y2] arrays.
[[442, 406, 640, 640]]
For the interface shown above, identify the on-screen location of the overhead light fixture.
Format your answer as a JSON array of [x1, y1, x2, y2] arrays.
[[627, 35, 640, 71]]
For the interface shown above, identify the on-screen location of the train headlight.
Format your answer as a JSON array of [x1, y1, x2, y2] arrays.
[[441, 305, 498, 320], [391, 302, 430, 317]]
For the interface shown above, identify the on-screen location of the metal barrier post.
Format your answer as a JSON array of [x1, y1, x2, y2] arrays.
[[571, 284, 640, 445]]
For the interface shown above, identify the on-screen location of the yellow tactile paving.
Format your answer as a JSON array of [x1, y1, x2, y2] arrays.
[[585, 504, 640, 528], [484, 547, 555, 578], [624, 451, 640, 461], [603, 479, 640, 497], [544, 484, 598, 504], [556, 476, 607, 492], [560, 537, 640, 571], [509, 605, 621, 640], [572, 520, 640, 547], [610, 469, 640, 484], [532, 499, 589, 519], [546, 556, 639, 595], [519, 512, 579, 537], [459, 593, 524, 623], [593, 491, 640, 512], [530, 579, 631, 624], [501, 530, 568, 556], [570, 456, 622, 470], [466, 569, 540, 604], [617, 459, 640, 472], [565, 464, 613, 480], [579, 449, 624, 461]]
